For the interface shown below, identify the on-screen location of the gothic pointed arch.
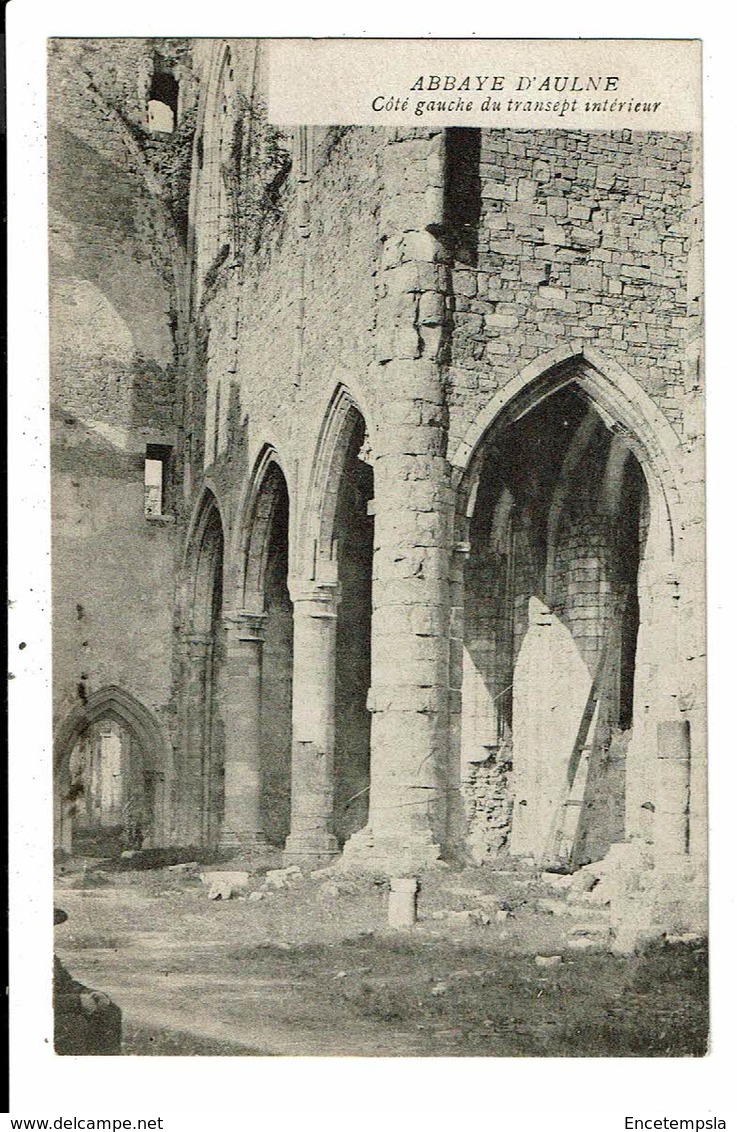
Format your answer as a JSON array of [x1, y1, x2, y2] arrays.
[[183, 485, 226, 632], [451, 346, 685, 867], [452, 344, 684, 565], [54, 685, 167, 776], [53, 686, 169, 852], [232, 445, 291, 611], [298, 384, 373, 581]]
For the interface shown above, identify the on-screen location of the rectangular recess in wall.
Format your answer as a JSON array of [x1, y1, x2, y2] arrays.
[[144, 444, 173, 518]]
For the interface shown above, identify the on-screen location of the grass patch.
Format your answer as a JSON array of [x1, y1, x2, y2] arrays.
[[123, 1023, 272, 1056], [64, 934, 128, 951], [219, 936, 708, 1057]]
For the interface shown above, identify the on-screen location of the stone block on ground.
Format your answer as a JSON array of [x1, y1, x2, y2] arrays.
[[472, 894, 505, 910], [318, 881, 341, 901], [258, 866, 304, 890], [202, 871, 251, 899], [542, 872, 575, 891], [445, 910, 475, 924], [535, 954, 563, 968], [567, 936, 605, 951], [208, 882, 232, 900], [537, 897, 571, 916], [570, 870, 599, 895]]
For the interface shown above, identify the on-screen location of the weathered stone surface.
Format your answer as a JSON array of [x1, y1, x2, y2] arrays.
[[49, 40, 705, 949], [535, 954, 563, 968], [203, 871, 251, 900]]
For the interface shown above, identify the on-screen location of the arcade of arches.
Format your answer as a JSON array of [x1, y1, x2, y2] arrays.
[[48, 47, 705, 952], [53, 359, 705, 946]]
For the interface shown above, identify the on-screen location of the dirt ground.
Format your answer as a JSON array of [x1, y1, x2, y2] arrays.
[[53, 851, 708, 1058]]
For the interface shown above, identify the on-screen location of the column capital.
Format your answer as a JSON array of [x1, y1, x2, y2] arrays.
[[288, 579, 341, 618], [182, 631, 212, 660], [221, 609, 267, 642]]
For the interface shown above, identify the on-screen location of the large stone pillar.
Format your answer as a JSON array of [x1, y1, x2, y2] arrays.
[[283, 581, 340, 865], [342, 127, 453, 871], [179, 631, 212, 846], [446, 541, 469, 858], [219, 610, 267, 850]]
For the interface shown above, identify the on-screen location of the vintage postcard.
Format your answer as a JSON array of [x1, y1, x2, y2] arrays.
[[7, 19, 729, 1129]]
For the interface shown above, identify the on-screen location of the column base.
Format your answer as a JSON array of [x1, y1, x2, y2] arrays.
[[218, 829, 269, 853], [586, 841, 708, 954], [283, 831, 340, 868], [340, 826, 443, 873]]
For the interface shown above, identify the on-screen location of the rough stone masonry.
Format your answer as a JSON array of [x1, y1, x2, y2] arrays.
[[49, 39, 706, 950]]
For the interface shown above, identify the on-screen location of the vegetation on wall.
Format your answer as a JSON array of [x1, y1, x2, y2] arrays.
[[221, 92, 293, 258]]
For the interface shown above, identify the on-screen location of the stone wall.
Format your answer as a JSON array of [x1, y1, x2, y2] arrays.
[[193, 121, 384, 496], [446, 128, 694, 449], [49, 36, 704, 912], [49, 40, 187, 842]]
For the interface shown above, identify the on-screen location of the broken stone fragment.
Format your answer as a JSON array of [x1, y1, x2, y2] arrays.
[[567, 937, 601, 951], [445, 910, 475, 924], [473, 894, 503, 910], [247, 890, 265, 903], [570, 870, 598, 895], [208, 882, 232, 900], [264, 868, 293, 883], [202, 871, 251, 899], [536, 897, 570, 916], [542, 872, 574, 890], [535, 954, 563, 968], [262, 873, 287, 890]]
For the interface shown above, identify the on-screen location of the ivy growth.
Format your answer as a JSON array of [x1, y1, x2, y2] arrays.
[[221, 91, 293, 258]]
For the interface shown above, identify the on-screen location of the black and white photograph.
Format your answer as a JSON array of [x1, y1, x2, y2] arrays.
[[43, 36, 707, 1059], [7, 18, 735, 1130]]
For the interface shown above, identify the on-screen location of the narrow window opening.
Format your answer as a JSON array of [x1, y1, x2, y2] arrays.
[[147, 66, 179, 133], [442, 127, 482, 267], [144, 444, 172, 517]]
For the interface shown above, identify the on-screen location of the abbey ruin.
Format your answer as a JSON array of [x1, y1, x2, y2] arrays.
[[49, 38, 706, 951]]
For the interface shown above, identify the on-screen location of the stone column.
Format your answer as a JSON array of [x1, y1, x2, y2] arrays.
[[283, 581, 340, 865], [180, 631, 212, 846], [446, 541, 470, 858], [342, 128, 453, 871], [219, 610, 268, 850]]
